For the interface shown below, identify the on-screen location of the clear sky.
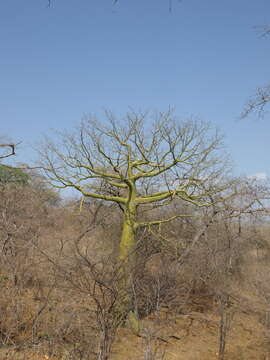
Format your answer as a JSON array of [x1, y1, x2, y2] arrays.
[[0, 0, 269, 179]]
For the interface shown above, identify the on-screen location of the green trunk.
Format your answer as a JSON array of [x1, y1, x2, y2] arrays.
[[119, 218, 136, 263], [115, 205, 140, 334]]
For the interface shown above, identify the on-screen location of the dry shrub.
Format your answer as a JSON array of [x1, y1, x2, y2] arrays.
[[30, 201, 127, 360], [0, 175, 268, 360], [0, 181, 60, 348], [132, 206, 251, 318]]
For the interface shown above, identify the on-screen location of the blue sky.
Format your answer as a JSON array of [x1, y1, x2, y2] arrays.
[[0, 0, 269, 178]]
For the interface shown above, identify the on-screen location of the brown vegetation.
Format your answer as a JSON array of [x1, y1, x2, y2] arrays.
[[0, 157, 270, 360]]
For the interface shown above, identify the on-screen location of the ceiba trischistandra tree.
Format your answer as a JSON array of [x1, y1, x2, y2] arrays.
[[40, 110, 227, 327]]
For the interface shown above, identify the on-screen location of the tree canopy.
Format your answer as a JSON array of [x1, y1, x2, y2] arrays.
[[40, 110, 227, 214]]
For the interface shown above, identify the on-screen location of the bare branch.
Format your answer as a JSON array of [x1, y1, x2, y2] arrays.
[[136, 213, 196, 228], [0, 144, 15, 160], [257, 24, 270, 37], [241, 85, 270, 119]]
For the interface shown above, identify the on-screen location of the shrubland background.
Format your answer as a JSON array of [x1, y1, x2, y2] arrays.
[[1, 163, 270, 360]]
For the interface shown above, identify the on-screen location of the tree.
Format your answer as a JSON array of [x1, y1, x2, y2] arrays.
[[0, 165, 29, 185], [40, 110, 228, 327]]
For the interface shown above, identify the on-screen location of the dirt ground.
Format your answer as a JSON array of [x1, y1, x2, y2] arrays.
[[0, 307, 267, 360], [111, 308, 267, 360]]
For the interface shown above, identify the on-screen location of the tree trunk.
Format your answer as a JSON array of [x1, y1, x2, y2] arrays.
[[119, 215, 136, 263], [115, 206, 140, 334]]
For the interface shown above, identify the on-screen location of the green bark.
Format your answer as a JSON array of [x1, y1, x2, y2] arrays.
[[119, 213, 136, 263], [115, 203, 140, 334]]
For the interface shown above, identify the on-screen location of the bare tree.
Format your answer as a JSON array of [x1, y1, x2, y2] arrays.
[[241, 24, 270, 119], [40, 110, 229, 328], [201, 177, 270, 359]]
